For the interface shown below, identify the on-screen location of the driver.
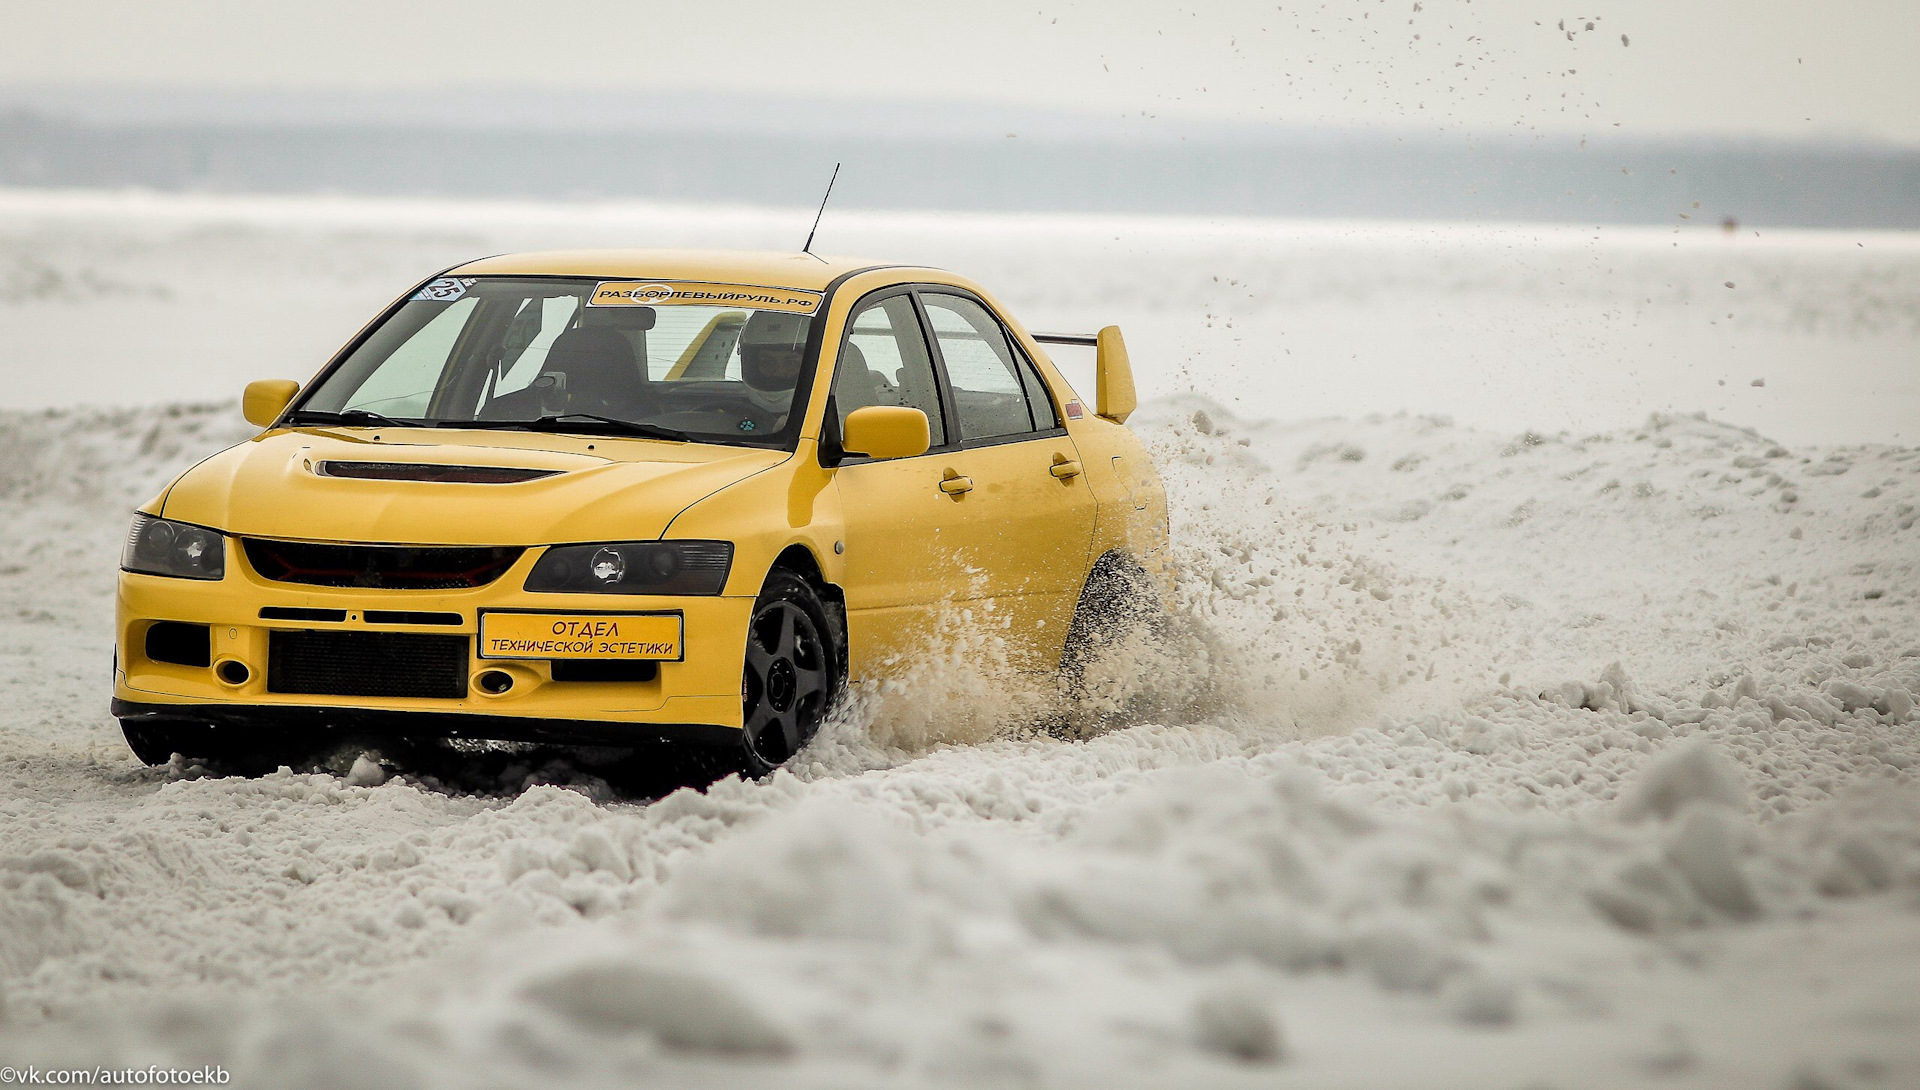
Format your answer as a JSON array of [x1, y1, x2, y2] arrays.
[[735, 311, 810, 433]]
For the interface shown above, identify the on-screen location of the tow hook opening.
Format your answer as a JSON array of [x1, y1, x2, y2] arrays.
[[215, 659, 251, 686], [477, 669, 515, 695]]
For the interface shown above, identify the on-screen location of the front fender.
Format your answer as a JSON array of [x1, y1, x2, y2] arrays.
[[662, 440, 846, 597]]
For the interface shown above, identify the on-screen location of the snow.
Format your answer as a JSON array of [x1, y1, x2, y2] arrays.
[[1, 191, 1918, 1088]]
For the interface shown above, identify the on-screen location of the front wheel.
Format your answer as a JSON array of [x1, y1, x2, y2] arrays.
[[736, 571, 840, 777], [122, 720, 199, 766], [119, 719, 326, 774]]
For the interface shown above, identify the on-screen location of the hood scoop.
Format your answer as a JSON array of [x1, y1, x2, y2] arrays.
[[318, 461, 561, 484]]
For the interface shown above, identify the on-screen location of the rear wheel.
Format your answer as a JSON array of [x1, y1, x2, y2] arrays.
[[1057, 554, 1172, 733], [736, 570, 839, 777], [1059, 554, 1165, 686]]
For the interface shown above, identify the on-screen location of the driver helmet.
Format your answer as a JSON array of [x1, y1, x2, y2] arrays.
[[738, 311, 811, 414]]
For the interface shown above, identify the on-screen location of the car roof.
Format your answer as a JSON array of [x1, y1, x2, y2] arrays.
[[447, 249, 919, 292]]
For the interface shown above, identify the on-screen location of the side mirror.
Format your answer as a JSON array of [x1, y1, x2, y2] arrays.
[[1095, 325, 1137, 424], [243, 379, 301, 427], [842, 406, 930, 460]]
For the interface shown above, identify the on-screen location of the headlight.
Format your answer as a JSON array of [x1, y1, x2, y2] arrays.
[[122, 513, 226, 580], [525, 540, 733, 595]]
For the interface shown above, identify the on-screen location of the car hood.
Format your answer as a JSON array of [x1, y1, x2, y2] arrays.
[[159, 427, 788, 545]]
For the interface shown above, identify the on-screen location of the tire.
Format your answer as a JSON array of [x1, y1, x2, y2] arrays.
[[733, 570, 841, 778], [1059, 554, 1165, 688], [119, 718, 326, 775], [121, 719, 196, 766]]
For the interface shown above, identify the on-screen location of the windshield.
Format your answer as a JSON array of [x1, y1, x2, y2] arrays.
[[295, 276, 821, 446]]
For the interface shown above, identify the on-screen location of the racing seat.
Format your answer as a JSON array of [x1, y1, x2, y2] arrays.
[[832, 343, 884, 413], [892, 353, 943, 437], [483, 327, 653, 420]]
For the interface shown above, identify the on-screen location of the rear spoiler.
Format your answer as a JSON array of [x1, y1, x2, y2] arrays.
[[1030, 326, 1137, 424]]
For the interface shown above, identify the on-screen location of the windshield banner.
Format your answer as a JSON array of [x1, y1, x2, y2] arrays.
[[589, 281, 824, 315]]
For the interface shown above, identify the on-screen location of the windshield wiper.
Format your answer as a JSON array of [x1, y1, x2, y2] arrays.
[[286, 408, 420, 428], [439, 414, 694, 442]]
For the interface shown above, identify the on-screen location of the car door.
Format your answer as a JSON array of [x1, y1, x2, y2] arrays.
[[828, 290, 974, 672], [916, 290, 1097, 669]]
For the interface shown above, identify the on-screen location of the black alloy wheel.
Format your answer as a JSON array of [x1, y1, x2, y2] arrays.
[[739, 571, 838, 776]]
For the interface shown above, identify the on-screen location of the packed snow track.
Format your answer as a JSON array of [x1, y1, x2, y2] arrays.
[[1, 399, 1915, 1089], [1, 195, 1918, 1088]]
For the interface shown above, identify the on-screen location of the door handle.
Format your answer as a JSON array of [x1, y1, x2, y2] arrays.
[[1049, 458, 1083, 480], [939, 472, 974, 496]]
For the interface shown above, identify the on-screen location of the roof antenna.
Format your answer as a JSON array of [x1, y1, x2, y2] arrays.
[[801, 162, 840, 262]]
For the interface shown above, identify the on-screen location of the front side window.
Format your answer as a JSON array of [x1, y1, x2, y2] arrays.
[[297, 277, 820, 447], [921, 293, 1056, 441], [832, 294, 948, 448]]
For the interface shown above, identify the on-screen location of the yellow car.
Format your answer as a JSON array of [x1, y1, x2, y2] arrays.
[[111, 250, 1169, 775]]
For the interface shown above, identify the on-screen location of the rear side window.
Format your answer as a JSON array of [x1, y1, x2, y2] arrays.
[[921, 293, 1056, 441], [1013, 339, 1059, 430], [834, 294, 948, 448]]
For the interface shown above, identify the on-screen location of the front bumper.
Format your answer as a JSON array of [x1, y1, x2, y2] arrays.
[[108, 699, 743, 749], [112, 556, 753, 741]]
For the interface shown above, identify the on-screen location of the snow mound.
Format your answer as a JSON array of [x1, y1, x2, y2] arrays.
[[1, 396, 1916, 1087], [1619, 741, 1750, 822], [519, 957, 795, 1055], [0, 403, 247, 506]]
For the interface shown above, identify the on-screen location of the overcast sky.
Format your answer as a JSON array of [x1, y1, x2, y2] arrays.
[[3, 0, 1914, 144]]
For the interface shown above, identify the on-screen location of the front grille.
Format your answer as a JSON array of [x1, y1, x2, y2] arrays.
[[244, 539, 523, 589], [267, 630, 469, 699]]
